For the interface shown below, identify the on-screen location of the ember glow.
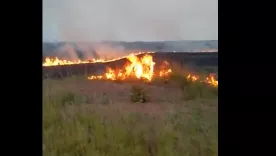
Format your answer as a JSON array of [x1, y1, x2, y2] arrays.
[[187, 74, 200, 81], [42, 52, 155, 66]]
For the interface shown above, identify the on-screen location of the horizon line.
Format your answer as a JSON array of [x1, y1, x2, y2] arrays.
[[43, 40, 218, 43]]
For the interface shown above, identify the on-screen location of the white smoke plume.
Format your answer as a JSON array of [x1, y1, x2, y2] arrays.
[[49, 42, 132, 61]]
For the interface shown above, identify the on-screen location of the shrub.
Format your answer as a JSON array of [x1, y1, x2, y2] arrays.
[[99, 92, 111, 105], [181, 81, 203, 100], [47, 91, 89, 107], [130, 85, 149, 103]]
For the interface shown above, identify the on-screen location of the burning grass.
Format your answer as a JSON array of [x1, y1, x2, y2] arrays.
[[43, 51, 155, 66], [43, 64, 218, 156], [86, 53, 218, 88], [43, 52, 218, 156]]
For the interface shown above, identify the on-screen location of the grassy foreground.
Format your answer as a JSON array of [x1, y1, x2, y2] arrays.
[[43, 74, 218, 156]]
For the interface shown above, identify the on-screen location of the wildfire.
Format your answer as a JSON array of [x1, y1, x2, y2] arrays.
[[159, 61, 172, 77], [187, 74, 200, 81], [204, 74, 218, 87], [187, 74, 218, 87], [42, 57, 99, 66], [42, 51, 155, 66], [43, 51, 218, 87], [87, 54, 218, 87], [88, 54, 157, 81]]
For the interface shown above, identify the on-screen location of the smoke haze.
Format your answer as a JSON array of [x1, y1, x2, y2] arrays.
[[43, 0, 218, 42]]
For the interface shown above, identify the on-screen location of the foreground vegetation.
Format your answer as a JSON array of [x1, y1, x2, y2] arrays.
[[43, 72, 218, 156]]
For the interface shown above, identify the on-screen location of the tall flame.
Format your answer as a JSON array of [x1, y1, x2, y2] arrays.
[[88, 54, 156, 81]]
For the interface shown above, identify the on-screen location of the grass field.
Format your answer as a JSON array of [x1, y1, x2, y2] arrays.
[[43, 70, 218, 156]]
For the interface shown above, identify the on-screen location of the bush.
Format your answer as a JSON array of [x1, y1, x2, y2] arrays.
[[181, 81, 203, 100], [201, 84, 218, 98], [99, 92, 111, 105], [151, 77, 169, 85], [177, 75, 218, 100], [130, 85, 149, 103], [169, 73, 187, 85], [60, 91, 76, 105], [46, 91, 89, 107]]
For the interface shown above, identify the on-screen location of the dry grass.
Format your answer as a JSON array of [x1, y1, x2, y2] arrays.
[[43, 70, 218, 156]]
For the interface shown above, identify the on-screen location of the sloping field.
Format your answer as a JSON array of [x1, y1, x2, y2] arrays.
[[43, 51, 218, 156]]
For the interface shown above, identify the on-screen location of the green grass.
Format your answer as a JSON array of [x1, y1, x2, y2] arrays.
[[43, 74, 218, 156]]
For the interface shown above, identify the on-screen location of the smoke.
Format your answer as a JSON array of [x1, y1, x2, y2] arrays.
[[43, 0, 218, 42], [50, 42, 132, 61], [92, 44, 127, 59], [55, 44, 79, 60]]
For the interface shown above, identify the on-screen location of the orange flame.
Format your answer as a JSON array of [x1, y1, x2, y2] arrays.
[[87, 54, 218, 87], [187, 74, 200, 81], [43, 51, 218, 87], [186, 73, 218, 87], [42, 52, 155, 66], [204, 74, 218, 87], [42, 57, 99, 66], [88, 54, 157, 81], [159, 61, 172, 77]]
